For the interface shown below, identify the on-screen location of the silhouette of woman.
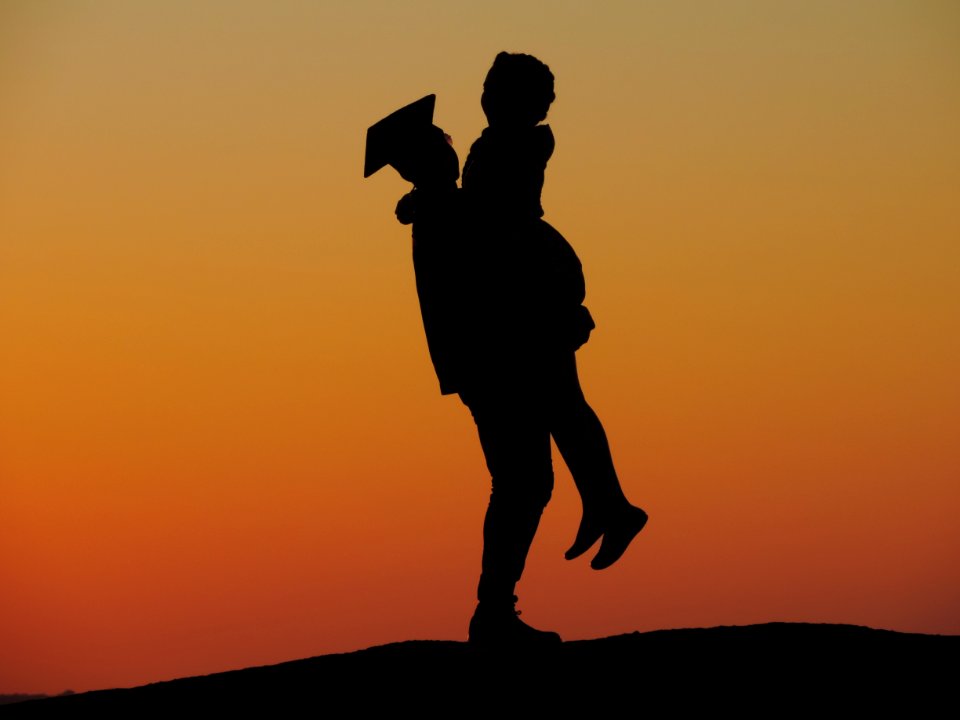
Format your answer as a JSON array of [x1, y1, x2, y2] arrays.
[[364, 55, 647, 646], [457, 52, 648, 644]]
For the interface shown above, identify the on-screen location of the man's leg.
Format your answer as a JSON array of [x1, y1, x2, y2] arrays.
[[462, 389, 560, 644]]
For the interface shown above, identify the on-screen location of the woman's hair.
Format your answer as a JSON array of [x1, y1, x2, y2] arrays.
[[481, 52, 556, 126]]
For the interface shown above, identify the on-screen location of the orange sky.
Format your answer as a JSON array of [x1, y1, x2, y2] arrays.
[[2, 0, 958, 694]]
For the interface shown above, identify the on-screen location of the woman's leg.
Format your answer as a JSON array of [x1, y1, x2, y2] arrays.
[[548, 353, 647, 567]]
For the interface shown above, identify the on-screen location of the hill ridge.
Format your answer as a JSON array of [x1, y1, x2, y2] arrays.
[[7, 622, 956, 713]]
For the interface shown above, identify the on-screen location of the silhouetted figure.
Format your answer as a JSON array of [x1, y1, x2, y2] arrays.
[[458, 53, 647, 644], [363, 54, 646, 647], [364, 96, 473, 394]]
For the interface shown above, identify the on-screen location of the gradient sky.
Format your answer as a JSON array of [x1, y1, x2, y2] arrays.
[[2, 0, 958, 694]]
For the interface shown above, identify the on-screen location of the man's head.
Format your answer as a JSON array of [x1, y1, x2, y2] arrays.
[[481, 52, 555, 127], [390, 125, 460, 188], [364, 94, 459, 187]]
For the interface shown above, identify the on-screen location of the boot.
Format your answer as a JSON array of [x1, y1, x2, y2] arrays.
[[468, 596, 562, 647]]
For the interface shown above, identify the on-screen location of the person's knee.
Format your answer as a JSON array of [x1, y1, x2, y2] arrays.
[[490, 469, 553, 511]]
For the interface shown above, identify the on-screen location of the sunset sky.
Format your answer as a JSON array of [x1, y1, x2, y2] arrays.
[[2, 0, 958, 694]]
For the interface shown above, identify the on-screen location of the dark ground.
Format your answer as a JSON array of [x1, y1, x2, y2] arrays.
[[5, 623, 957, 714]]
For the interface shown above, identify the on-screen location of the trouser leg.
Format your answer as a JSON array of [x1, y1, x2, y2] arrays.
[[548, 353, 628, 512], [464, 393, 554, 603]]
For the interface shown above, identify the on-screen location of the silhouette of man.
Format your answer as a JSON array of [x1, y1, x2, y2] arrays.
[[364, 55, 646, 647]]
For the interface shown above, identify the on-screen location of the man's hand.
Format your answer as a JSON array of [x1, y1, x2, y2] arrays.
[[570, 305, 596, 350]]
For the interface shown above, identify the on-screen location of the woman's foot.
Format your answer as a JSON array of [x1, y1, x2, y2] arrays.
[[590, 505, 648, 570], [564, 514, 604, 561]]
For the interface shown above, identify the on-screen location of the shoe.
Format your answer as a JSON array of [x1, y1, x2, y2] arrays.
[[468, 596, 562, 647], [590, 505, 648, 570], [564, 514, 604, 561]]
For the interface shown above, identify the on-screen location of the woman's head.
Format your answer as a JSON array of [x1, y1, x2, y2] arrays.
[[481, 52, 555, 127]]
